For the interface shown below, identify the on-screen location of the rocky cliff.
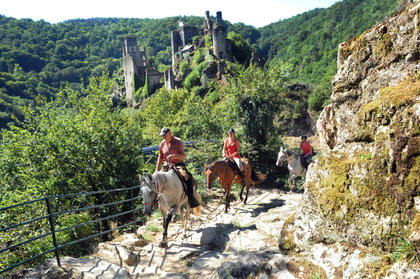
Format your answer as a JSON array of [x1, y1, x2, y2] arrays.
[[288, 1, 420, 253]]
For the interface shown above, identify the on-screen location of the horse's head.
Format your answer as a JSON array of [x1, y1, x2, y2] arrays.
[[139, 174, 158, 216], [276, 147, 287, 167], [203, 162, 217, 190]]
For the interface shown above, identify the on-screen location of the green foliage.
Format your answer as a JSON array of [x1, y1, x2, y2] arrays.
[[308, 90, 325, 111], [184, 69, 201, 90], [0, 1, 399, 128], [0, 74, 146, 270], [227, 32, 253, 64], [392, 237, 419, 265], [258, 0, 399, 107], [192, 48, 204, 65], [204, 35, 212, 48], [179, 61, 190, 75], [220, 60, 293, 158]]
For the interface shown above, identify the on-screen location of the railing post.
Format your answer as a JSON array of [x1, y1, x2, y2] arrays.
[[130, 188, 137, 234], [46, 198, 61, 268]]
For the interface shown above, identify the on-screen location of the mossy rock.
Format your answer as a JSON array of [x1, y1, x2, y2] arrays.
[[278, 213, 296, 254]]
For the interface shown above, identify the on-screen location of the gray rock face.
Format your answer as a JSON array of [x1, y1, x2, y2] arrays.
[[292, 1, 420, 251]]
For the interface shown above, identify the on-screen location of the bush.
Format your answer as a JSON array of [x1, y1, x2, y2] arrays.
[[179, 61, 190, 75], [308, 91, 325, 111], [184, 69, 201, 90]]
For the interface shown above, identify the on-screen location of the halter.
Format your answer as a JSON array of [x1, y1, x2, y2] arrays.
[[204, 162, 219, 187], [143, 177, 160, 207], [278, 149, 296, 164]]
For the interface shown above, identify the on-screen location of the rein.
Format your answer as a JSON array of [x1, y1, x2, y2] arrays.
[[144, 177, 161, 207]]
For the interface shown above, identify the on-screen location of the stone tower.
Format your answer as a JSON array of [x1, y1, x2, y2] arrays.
[[212, 11, 227, 59], [170, 22, 199, 66], [201, 11, 213, 36], [122, 35, 162, 106]]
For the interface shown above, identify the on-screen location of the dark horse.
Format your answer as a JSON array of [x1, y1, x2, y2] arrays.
[[204, 158, 266, 212]]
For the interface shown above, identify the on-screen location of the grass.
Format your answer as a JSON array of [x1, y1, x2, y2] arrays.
[[146, 224, 163, 232], [141, 233, 152, 242], [151, 211, 162, 219], [392, 237, 419, 265]]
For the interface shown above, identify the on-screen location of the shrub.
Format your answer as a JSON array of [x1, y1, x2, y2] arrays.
[[184, 69, 201, 90], [308, 91, 325, 111], [179, 61, 190, 75]]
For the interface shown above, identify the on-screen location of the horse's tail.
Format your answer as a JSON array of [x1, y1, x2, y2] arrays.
[[192, 191, 201, 216], [250, 161, 266, 185], [193, 206, 201, 216]]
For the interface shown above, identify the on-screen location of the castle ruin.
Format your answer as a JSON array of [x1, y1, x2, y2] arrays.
[[164, 11, 231, 90], [122, 35, 163, 106], [122, 10, 232, 100]]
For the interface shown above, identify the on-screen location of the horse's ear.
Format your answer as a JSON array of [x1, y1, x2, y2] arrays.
[[147, 174, 152, 182]]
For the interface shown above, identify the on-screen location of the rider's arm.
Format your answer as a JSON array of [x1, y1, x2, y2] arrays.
[[167, 153, 186, 163], [231, 139, 240, 157], [155, 153, 163, 172], [223, 140, 227, 157]]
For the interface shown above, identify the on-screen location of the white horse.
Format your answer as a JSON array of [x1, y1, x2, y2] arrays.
[[140, 168, 200, 247], [276, 147, 306, 192]]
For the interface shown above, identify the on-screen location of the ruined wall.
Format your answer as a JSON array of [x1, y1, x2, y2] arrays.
[[212, 11, 227, 59], [123, 36, 163, 106], [287, 2, 420, 251], [123, 56, 135, 105]]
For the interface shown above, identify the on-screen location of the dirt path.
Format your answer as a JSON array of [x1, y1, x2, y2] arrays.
[[128, 187, 301, 278], [20, 187, 302, 279]]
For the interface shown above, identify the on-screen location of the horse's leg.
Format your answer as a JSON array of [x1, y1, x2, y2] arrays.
[[161, 205, 177, 247], [239, 177, 245, 201], [225, 184, 231, 213], [244, 177, 251, 204], [288, 174, 296, 192], [241, 166, 250, 204], [183, 206, 190, 239]]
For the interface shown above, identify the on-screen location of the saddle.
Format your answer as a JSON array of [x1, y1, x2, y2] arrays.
[[167, 164, 189, 193], [226, 158, 241, 175], [168, 164, 197, 193], [300, 155, 308, 169]]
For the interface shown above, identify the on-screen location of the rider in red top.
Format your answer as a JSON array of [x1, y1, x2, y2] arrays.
[[223, 128, 246, 184], [299, 135, 313, 168], [155, 127, 199, 208]]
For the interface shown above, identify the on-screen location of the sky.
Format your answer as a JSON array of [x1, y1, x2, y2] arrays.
[[1, 0, 339, 28]]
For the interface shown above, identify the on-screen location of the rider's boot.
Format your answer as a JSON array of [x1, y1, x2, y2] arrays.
[[186, 179, 200, 208]]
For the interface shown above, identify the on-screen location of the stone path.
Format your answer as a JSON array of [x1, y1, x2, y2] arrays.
[[21, 187, 302, 279]]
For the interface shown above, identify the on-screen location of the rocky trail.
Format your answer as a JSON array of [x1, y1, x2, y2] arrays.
[[20, 186, 308, 279]]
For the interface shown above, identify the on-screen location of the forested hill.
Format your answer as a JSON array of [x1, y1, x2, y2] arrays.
[[0, 0, 399, 128], [259, 0, 399, 96]]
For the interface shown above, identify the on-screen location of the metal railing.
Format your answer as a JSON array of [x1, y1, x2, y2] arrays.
[[0, 185, 145, 275]]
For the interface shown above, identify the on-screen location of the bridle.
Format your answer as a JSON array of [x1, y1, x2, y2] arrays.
[[143, 179, 160, 208], [278, 149, 294, 164], [205, 163, 219, 189]]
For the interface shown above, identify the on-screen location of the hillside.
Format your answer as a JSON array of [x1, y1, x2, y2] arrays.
[[0, 0, 399, 129]]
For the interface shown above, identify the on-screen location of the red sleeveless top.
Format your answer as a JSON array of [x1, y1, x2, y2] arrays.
[[225, 138, 241, 159]]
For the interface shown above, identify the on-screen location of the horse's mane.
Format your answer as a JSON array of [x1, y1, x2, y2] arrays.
[[283, 148, 298, 157], [205, 160, 225, 171]]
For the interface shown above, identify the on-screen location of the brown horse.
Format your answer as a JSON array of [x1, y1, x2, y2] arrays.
[[204, 158, 266, 212]]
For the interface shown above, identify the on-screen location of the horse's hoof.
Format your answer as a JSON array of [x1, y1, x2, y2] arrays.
[[159, 241, 168, 248]]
